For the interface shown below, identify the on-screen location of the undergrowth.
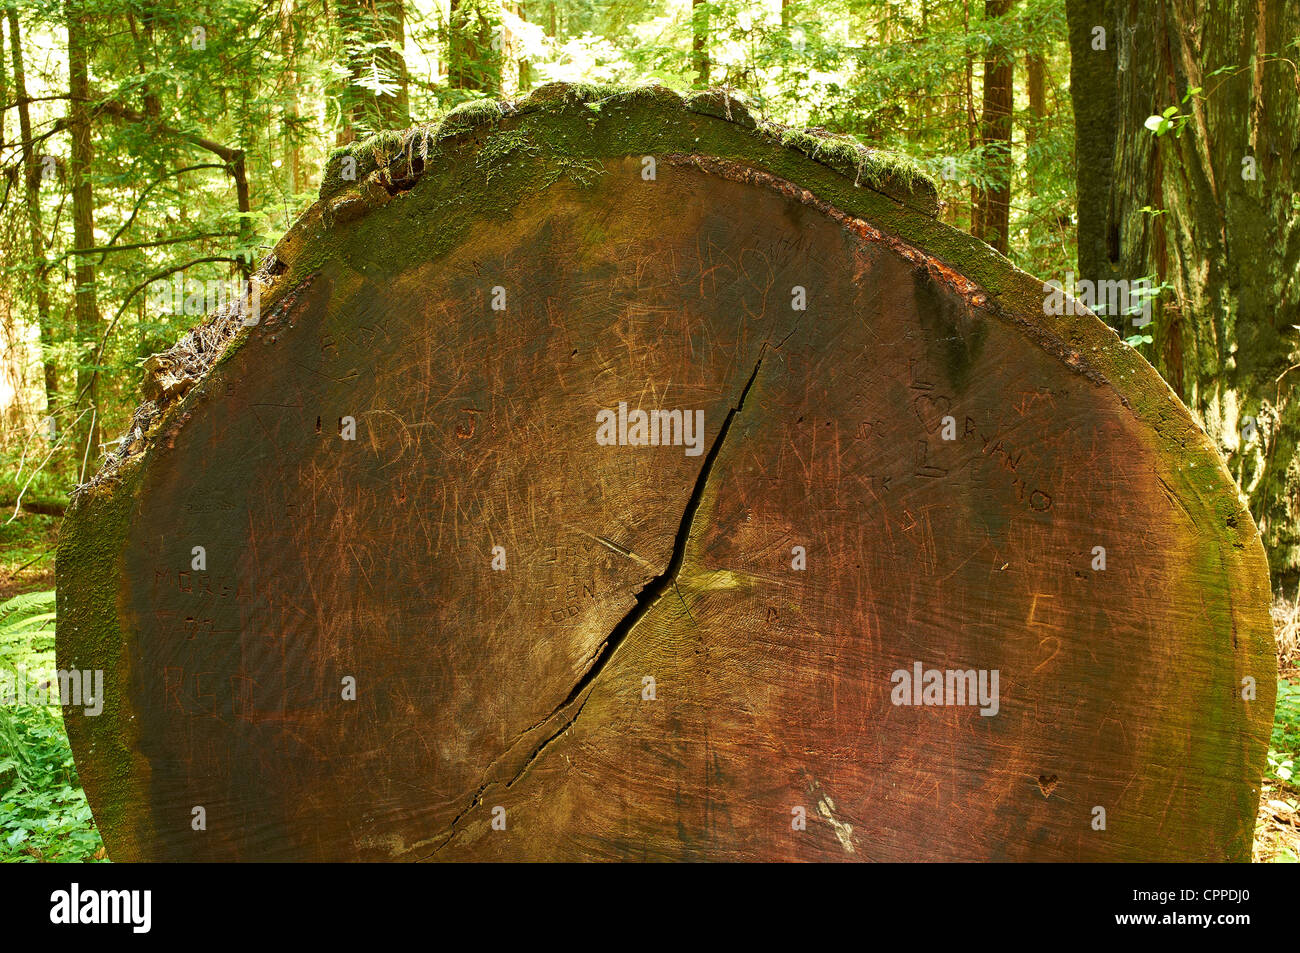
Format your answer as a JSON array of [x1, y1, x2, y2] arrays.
[[0, 591, 105, 862]]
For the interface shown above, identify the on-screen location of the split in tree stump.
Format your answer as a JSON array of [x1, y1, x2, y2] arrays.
[[57, 83, 1276, 862]]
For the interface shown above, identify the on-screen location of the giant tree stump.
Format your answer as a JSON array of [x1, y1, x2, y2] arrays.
[[57, 84, 1276, 862]]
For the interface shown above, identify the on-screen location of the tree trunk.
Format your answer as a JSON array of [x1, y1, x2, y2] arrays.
[[336, 0, 408, 143], [123, 9, 162, 119], [448, 0, 500, 92], [976, 0, 1014, 255], [58, 85, 1274, 862], [280, 0, 304, 194], [965, 4, 981, 237], [1065, 0, 1120, 309], [692, 0, 709, 88], [9, 6, 59, 439], [1025, 51, 1045, 146], [66, 0, 100, 477], [1066, 0, 1300, 581]]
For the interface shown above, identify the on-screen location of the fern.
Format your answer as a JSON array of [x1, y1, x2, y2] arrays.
[[0, 590, 105, 861], [0, 589, 55, 630], [0, 589, 56, 661]]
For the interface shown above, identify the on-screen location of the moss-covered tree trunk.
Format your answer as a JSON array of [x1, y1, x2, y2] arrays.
[[1067, 0, 1300, 581]]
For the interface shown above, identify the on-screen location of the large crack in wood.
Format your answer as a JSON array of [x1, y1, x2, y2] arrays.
[[421, 349, 766, 858]]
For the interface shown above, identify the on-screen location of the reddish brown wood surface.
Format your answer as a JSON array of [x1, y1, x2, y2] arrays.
[[57, 87, 1276, 862]]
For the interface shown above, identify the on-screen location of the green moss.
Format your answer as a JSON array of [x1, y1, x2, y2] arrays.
[[475, 129, 542, 184], [685, 90, 756, 129], [318, 81, 939, 216], [321, 130, 406, 197], [543, 156, 605, 188], [524, 80, 626, 109], [438, 97, 511, 137], [771, 126, 934, 195], [56, 460, 153, 860], [319, 103, 504, 200]]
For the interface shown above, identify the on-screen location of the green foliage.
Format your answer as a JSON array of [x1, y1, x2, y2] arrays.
[[1270, 678, 1300, 786], [0, 511, 58, 576], [1263, 677, 1300, 862], [0, 591, 106, 862], [1143, 85, 1202, 138]]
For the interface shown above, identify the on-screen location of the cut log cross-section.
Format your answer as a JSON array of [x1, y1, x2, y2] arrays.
[[57, 84, 1276, 862]]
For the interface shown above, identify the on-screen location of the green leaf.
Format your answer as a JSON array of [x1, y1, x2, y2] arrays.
[[1143, 115, 1170, 136]]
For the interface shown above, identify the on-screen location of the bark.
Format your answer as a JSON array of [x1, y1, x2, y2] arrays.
[[1025, 51, 1045, 145], [123, 8, 161, 119], [1067, 0, 1300, 579], [1, 20, 6, 155], [975, 0, 1014, 255], [1065, 0, 1119, 301], [66, 0, 100, 475]]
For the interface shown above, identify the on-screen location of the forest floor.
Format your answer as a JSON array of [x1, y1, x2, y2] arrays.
[[1, 503, 1297, 861], [0, 507, 56, 602], [1255, 593, 1300, 862]]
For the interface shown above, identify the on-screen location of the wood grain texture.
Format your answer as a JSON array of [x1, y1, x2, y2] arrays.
[[56, 84, 1276, 862]]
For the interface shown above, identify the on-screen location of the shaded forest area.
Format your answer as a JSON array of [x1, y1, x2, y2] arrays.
[[0, 0, 1296, 860]]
